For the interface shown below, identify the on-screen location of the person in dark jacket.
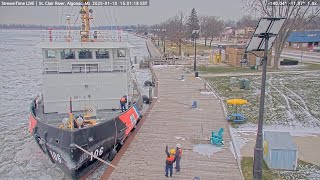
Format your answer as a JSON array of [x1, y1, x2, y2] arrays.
[[165, 145, 176, 177], [120, 95, 127, 112], [175, 143, 182, 172]]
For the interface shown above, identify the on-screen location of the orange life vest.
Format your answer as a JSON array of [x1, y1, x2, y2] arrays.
[[166, 155, 175, 162], [177, 149, 182, 157]]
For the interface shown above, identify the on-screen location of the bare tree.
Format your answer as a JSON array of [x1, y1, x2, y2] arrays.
[[177, 11, 185, 55], [158, 12, 186, 55], [236, 15, 259, 28], [199, 15, 210, 46], [244, 0, 320, 69], [206, 16, 224, 47]]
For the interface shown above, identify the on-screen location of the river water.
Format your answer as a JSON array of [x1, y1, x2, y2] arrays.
[[0, 30, 150, 179]]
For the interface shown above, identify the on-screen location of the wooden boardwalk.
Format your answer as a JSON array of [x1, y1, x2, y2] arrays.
[[107, 66, 242, 180]]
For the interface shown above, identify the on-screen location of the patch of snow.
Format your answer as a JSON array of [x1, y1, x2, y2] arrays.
[[275, 162, 320, 180], [175, 136, 186, 141], [234, 123, 320, 135], [200, 91, 214, 95], [290, 132, 318, 137], [193, 144, 223, 157]]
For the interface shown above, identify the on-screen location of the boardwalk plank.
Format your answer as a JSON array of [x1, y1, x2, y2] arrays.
[[108, 67, 242, 179]]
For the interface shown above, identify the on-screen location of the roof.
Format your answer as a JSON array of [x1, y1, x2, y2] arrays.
[[37, 41, 134, 49], [264, 131, 297, 151], [287, 31, 320, 43]]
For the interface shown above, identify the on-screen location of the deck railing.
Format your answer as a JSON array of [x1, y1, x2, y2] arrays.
[[44, 61, 128, 74], [41, 30, 129, 42]]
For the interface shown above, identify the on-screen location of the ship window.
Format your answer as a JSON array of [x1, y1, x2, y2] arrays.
[[61, 49, 75, 59], [96, 49, 109, 59], [117, 49, 126, 57], [79, 49, 93, 59], [46, 50, 56, 58]]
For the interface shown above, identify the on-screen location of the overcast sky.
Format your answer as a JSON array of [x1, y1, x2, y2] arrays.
[[0, 0, 249, 26]]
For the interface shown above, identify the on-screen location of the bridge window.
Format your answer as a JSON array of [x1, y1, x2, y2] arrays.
[[117, 49, 126, 58], [96, 49, 109, 59], [79, 49, 93, 59], [61, 49, 75, 59], [46, 50, 56, 59]]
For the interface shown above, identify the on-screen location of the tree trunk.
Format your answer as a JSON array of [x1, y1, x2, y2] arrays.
[[272, 25, 291, 69], [204, 37, 207, 46], [179, 39, 182, 55], [209, 38, 213, 48]]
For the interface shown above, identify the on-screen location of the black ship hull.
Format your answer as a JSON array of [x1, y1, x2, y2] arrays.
[[28, 98, 143, 179]]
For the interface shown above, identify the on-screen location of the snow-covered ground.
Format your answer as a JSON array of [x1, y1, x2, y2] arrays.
[[205, 71, 320, 127], [205, 71, 320, 179]]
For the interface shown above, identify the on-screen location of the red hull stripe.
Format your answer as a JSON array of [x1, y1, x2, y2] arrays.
[[28, 113, 37, 134], [118, 107, 139, 136]]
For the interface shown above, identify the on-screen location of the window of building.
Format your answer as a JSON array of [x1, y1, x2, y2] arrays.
[[46, 50, 56, 59], [79, 49, 93, 59], [117, 49, 126, 58], [96, 49, 109, 59], [61, 49, 75, 59]]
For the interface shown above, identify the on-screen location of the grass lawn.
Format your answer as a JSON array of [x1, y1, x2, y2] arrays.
[[242, 157, 320, 180], [204, 71, 320, 126], [197, 65, 261, 74], [303, 63, 320, 70], [241, 157, 281, 180], [153, 40, 213, 56]]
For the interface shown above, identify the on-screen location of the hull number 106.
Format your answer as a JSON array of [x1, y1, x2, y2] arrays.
[[90, 147, 104, 161]]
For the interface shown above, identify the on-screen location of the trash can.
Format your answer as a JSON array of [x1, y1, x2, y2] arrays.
[[239, 78, 245, 89], [250, 66, 256, 70], [244, 79, 250, 90], [195, 71, 199, 77]]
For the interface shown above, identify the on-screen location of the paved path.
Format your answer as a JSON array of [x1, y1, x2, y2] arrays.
[[108, 66, 242, 179], [146, 38, 162, 57]]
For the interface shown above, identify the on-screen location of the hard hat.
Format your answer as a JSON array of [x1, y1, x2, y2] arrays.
[[170, 149, 176, 155], [176, 143, 181, 149]]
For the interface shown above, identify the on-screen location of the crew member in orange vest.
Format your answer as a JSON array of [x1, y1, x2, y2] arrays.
[[175, 143, 182, 172], [165, 145, 176, 177], [120, 95, 127, 112]]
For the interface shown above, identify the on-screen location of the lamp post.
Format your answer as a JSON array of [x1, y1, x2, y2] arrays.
[[192, 30, 200, 71], [157, 29, 160, 46], [162, 29, 166, 54]]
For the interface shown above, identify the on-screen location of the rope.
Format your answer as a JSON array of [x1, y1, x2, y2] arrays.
[[107, 7, 114, 30], [72, 13, 80, 29], [112, 6, 118, 30], [102, 7, 112, 29], [74, 144, 117, 168]]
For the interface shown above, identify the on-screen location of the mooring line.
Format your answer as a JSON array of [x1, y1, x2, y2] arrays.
[[73, 144, 117, 169]]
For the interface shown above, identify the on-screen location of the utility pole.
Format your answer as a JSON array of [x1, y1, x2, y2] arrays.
[[162, 29, 166, 54], [157, 29, 160, 46], [192, 30, 200, 71]]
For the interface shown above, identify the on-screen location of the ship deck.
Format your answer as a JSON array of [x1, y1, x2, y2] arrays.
[[33, 89, 142, 126], [35, 104, 121, 126], [103, 66, 242, 179]]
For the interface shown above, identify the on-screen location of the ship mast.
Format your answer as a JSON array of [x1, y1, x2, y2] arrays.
[[64, 13, 74, 42], [80, 0, 92, 42]]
